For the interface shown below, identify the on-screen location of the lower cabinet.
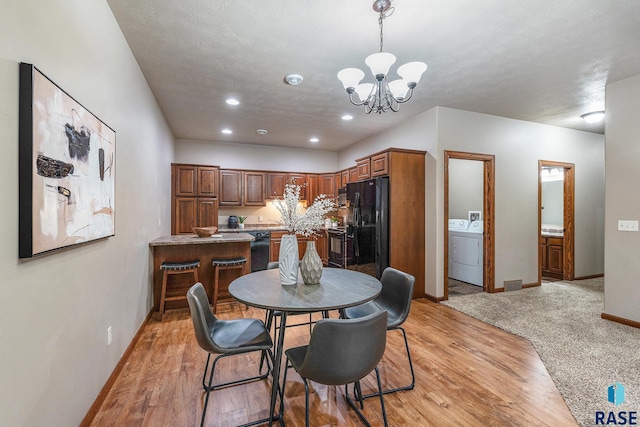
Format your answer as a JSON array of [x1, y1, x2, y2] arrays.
[[270, 230, 328, 266], [541, 236, 564, 279]]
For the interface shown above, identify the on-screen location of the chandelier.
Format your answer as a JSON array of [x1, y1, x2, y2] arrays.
[[337, 0, 427, 114]]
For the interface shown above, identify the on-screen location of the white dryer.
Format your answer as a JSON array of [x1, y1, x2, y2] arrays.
[[448, 219, 484, 287]]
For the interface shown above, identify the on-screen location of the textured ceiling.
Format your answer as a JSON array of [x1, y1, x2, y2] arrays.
[[107, 0, 640, 151]]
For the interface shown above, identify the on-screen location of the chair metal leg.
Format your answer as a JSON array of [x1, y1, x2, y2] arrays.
[[374, 367, 389, 427], [360, 325, 415, 399], [302, 377, 310, 427]]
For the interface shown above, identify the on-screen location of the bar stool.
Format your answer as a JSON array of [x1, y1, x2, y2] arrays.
[[159, 260, 200, 319], [211, 257, 247, 313]]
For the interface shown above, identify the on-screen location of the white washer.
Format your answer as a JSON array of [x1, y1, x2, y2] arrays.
[[448, 220, 484, 287]]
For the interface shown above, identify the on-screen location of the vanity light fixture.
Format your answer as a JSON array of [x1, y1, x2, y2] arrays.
[[581, 111, 605, 124]]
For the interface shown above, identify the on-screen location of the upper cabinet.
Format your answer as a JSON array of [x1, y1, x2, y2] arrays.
[[174, 165, 197, 196], [349, 167, 359, 183], [370, 152, 389, 177], [171, 163, 219, 234], [356, 158, 371, 180], [341, 169, 350, 187], [219, 169, 243, 206], [267, 172, 287, 198], [288, 173, 307, 200], [244, 171, 267, 206], [319, 173, 336, 198], [220, 170, 267, 206], [197, 166, 219, 197], [306, 174, 319, 202]]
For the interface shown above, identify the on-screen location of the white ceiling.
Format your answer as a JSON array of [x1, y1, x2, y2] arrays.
[[107, 0, 640, 151]]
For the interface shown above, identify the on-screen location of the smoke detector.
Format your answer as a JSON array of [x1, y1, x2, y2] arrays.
[[284, 74, 304, 85]]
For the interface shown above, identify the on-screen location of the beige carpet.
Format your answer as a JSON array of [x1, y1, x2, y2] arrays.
[[441, 278, 640, 427]]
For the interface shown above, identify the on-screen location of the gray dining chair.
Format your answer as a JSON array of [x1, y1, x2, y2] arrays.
[[187, 282, 274, 427], [281, 310, 389, 426], [341, 267, 416, 397]]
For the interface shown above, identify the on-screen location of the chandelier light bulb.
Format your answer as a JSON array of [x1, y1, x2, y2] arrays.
[[365, 52, 396, 77], [355, 83, 375, 102], [397, 62, 428, 85], [388, 79, 409, 100], [337, 68, 365, 90]]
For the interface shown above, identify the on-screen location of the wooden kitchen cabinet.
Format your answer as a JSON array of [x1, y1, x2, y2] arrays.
[[172, 164, 219, 234], [287, 173, 307, 200], [319, 173, 336, 198], [197, 166, 218, 197], [341, 169, 350, 187], [219, 169, 243, 206], [356, 158, 371, 180], [174, 165, 197, 196], [349, 167, 359, 183], [370, 152, 389, 177], [244, 171, 267, 206], [306, 174, 319, 202], [270, 231, 329, 266], [267, 172, 287, 198], [541, 236, 564, 279], [334, 172, 342, 192]]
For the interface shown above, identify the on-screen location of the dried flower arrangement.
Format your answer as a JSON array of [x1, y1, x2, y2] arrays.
[[273, 181, 337, 236]]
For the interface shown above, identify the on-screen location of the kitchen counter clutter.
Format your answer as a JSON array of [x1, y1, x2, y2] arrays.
[[149, 232, 253, 311]]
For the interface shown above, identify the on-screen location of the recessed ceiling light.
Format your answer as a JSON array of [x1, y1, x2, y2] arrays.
[[284, 73, 304, 85], [221, 128, 233, 134], [342, 114, 354, 121], [225, 98, 240, 106], [309, 137, 319, 143], [581, 111, 605, 124], [256, 129, 268, 135]]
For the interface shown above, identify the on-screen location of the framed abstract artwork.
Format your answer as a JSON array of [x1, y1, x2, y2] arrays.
[[19, 63, 116, 258]]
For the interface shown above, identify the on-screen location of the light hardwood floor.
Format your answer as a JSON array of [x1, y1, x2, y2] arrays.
[[89, 299, 577, 426]]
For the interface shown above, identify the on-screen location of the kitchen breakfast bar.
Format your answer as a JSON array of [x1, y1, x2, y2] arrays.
[[149, 233, 254, 311]]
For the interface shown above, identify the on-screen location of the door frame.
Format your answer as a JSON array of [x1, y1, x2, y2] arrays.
[[444, 151, 496, 299], [538, 160, 575, 282]]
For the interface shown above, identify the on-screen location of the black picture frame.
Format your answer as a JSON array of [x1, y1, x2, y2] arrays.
[[19, 63, 116, 258]]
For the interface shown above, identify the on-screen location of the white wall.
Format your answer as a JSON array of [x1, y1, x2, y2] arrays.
[[176, 139, 338, 172], [449, 159, 484, 220], [0, 1, 174, 426], [339, 107, 604, 298], [604, 74, 640, 323]]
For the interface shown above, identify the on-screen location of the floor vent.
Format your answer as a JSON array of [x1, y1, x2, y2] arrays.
[[504, 280, 523, 292]]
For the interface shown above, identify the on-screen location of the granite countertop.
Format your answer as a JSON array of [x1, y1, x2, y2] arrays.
[[149, 232, 255, 246], [218, 225, 287, 233]]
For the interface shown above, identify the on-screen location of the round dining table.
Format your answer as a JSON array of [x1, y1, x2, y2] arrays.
[[228, 267, 382, 426]]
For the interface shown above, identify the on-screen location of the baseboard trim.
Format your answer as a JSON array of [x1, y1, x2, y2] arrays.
[[573, 273, 604, 280], [80, 309, 154, 426], [423, 293, 441, 303], [522, 282, 540, 289], [601, 312, 640, 329]]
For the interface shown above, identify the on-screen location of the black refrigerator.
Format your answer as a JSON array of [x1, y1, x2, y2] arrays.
[[346, 177, 389, 279]]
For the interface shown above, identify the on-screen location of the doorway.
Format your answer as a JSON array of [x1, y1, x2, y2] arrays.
[[538, 160, 575, 282], [444, 151, 495, 300]]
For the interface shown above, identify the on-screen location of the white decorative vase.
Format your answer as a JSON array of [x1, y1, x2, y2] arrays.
[[300, 240, 323, 285], [238, 223, 245, 229], [279, 234, 299, 286]]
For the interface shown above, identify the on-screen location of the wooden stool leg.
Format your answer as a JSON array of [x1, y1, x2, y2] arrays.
[[212, 266, 220, 314], [159, 270, 169, 319], [193, 268, 199, 287]]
